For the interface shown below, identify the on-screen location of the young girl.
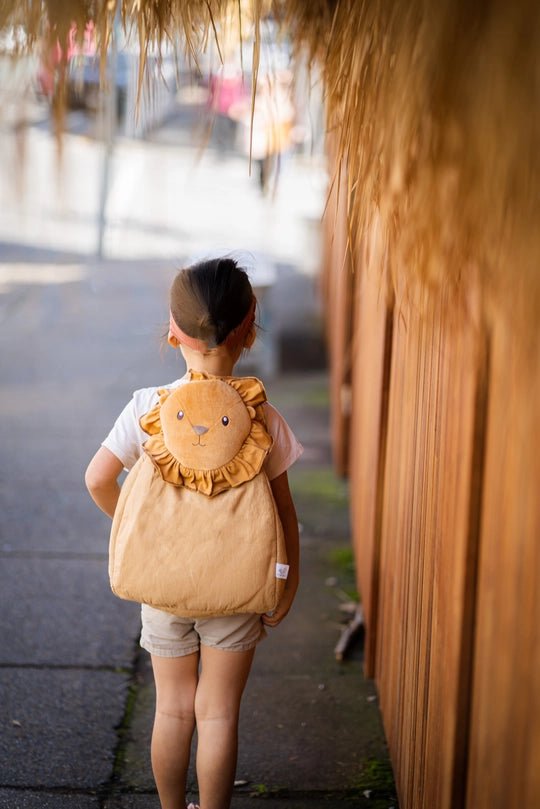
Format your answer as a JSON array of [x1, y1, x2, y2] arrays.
[[85, 257, 302, 809]]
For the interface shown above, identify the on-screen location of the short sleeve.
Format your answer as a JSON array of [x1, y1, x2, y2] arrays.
[[101, 397, 147, 471], [263, 403, 303, 480], [101, 382, 172, 470]]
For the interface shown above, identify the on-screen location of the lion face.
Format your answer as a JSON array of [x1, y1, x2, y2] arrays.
[[160, 379, 254, 470], [139, 370, 272, 496]]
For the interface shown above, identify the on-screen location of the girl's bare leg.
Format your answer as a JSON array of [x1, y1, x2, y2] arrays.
[[194, 646, 255, 809], [151, 652, 200, 809]]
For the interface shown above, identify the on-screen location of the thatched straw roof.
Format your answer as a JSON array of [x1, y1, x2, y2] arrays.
[[2, 0, 539, 340]]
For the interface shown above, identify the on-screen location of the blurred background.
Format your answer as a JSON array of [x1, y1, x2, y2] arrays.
[[0, 14, 327, 376]]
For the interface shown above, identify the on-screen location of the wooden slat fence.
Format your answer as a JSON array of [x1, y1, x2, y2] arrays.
[[323, 201, 540, 808], [466, 316, 540, 809]]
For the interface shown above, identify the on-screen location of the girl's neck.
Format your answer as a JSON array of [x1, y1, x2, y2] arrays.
[[180, 345, 238, 377]]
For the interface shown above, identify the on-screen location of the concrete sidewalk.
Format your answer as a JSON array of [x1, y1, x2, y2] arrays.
[[0, 252, 397, 808]]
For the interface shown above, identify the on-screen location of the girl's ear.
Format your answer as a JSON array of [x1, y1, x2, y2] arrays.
[[243, 327, 256, 349], [168, 332, 180, 348]]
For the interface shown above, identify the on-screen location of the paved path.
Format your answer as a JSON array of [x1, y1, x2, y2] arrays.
[[0, 99, 396, 807], [0, 257, 396, 808]]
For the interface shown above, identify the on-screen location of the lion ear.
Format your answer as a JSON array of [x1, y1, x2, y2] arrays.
[[139, 389, 169, 435], [228, 376, 267, 407], [246, 405, 256, 419], [140, 405, 161, 435]]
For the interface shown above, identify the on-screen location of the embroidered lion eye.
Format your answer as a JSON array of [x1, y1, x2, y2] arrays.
[[221, 416, 229, 426], [177, 410, 184, 420]]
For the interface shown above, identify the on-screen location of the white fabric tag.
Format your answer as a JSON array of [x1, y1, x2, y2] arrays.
[[275, 563, 290, 580]]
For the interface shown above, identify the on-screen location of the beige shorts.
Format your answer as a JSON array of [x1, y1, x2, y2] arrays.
[[140, 604, 267, 657]]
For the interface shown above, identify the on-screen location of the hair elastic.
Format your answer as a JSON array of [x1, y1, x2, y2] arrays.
[[168, 297, 256, 353]]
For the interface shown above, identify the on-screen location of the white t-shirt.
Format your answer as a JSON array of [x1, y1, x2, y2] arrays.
[[102, 377, 303, 480]]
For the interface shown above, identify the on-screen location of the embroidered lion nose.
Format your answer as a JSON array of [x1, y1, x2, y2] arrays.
[[192, 424, 209, 436]]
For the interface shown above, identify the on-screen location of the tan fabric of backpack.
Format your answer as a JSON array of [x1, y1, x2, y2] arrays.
[[109, 371, 287, 617]]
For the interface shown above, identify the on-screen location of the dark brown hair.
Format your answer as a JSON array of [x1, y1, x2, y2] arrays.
[[170, 257, 256, 348]]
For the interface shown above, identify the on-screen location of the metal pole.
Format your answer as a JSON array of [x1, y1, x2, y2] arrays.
[[96, 19, 118, 259]]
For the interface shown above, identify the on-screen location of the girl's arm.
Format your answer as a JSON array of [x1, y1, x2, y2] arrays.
[[85, 446, 125, 519], [262, 470, 300, 627]]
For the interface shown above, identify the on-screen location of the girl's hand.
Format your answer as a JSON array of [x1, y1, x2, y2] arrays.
[[265, 471, 300, 628]]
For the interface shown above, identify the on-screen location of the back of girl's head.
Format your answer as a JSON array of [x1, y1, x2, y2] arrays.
[[170, 257, 255, 348]]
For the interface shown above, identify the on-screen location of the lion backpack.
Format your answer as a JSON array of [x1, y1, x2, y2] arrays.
[[108, 370, 288, 617]]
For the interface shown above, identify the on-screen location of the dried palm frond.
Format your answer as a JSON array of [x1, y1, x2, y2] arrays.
[[285, 0, 540, 344], [0, 1, 263, 134], [1, 0, 539, 341]]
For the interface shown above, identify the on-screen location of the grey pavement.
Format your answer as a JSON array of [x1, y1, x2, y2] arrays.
[[0, 102, 396, 808]]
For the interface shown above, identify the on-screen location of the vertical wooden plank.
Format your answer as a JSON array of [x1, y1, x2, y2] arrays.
[[447, 313, 488, 809], [418, 293, 484, 809], [349, 210, 393, 675], [466, 321, 540, 809], [321, 159, 353, 476], [375, 284, 484, 809], [398, 306, 426, 807], [376, 288, 418, 786], [410, 303, 442, 806]]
